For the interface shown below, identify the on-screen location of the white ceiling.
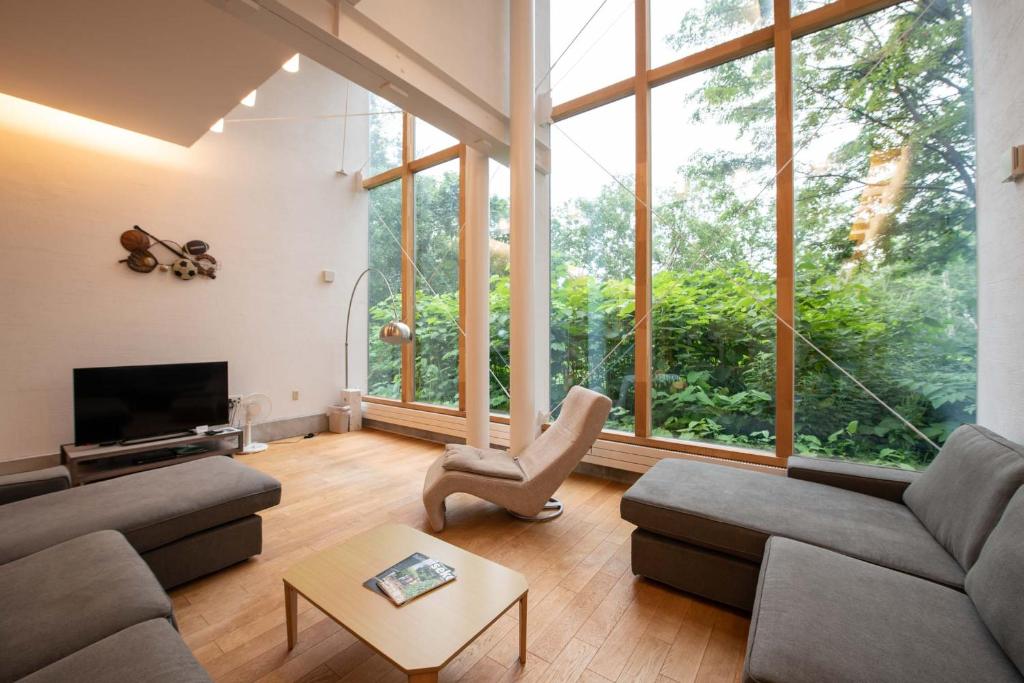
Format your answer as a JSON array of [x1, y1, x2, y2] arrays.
[[0, 0, 296, 146]]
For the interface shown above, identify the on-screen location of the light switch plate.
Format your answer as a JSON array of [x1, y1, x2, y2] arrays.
[[322, 270, 335, 283]]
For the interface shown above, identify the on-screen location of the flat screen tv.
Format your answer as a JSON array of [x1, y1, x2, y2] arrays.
[[73, 362, 229, 445]]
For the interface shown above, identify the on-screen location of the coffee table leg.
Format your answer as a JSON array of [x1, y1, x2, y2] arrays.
[[519, 592, 528, 665], [408, 673, 438, 682], [284, 582, 298, 650]]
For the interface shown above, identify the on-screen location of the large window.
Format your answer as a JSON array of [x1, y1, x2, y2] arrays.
[[367, 179, 402, 398], [489, 160, 512, 414], [364, 107, 464, 409], [549, 0, 634, 104], [550, 97, 636, 429], [792, 3, 976, 468], [650, 50, 777, 449], [414, 159, 461, 407], [550, 0, 975, 468], [367, 94, 402, 177]]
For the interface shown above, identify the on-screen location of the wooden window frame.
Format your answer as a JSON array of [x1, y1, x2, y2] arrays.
[[361, 0, 910, 468], [363, 112, 466, 414], [549, 0, 906, 465]]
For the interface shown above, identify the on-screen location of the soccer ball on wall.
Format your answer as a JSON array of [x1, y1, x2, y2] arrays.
[[117, 225, 219, 282], [172, 258, 198, 280]]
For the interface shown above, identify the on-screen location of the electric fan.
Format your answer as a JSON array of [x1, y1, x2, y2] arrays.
[[240, 393, 272, 454]]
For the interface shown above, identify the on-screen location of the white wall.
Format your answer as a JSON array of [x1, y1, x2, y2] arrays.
[[975, 2, 1024, 443], [0, 58, 370, 461], [355, 0, 510, 116]]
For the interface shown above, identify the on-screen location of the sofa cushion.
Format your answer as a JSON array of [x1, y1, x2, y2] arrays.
[[0, 465, 70, 505], [18, 619, 211, 683], [743, 537, 1021, 683], [904, 424, 1024, 570], [786, 455, 919, 502], [622, 458, 964, 588], [965, 487, 1024, 673], [0, 456, 281, 565], [0, 530, 173, 683]]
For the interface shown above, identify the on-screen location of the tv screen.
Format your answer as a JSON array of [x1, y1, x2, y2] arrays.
[[73, 362, 229, 445]]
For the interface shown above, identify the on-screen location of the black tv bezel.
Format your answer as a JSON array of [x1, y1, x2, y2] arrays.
[[72, 361, 229, 446]]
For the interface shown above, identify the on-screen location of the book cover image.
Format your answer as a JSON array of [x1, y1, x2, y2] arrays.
[[364, 552, 457, 606]]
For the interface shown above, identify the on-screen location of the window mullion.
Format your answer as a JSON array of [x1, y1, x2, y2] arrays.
[[634, 0, 652, 438], [773, 0, 795, 459], [401, 113, 416, 404]]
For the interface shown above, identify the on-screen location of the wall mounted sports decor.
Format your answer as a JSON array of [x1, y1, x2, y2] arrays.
[[118, 225, 219, 280]]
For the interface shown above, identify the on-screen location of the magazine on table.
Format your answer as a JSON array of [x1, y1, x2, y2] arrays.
[[364, 552, 456, 605]]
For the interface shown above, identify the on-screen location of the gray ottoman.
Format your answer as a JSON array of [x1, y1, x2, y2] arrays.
[[621, 457, 961, 609], [0, 456, 281, 588]]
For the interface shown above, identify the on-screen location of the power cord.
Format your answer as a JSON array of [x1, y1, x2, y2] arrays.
[[269, 433, 316, 445]]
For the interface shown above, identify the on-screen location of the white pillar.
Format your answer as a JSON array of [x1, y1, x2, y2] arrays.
[[464, 147, 490, 448], [510, 0, 539, 454]]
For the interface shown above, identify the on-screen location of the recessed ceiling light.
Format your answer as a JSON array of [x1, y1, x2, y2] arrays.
[[241, 90, 257, 107], [210, 118, 224, 133], [283, 54, 300, 73]]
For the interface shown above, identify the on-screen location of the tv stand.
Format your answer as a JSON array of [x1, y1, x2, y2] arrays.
[[60, 428, 243, 485], [119, 431, 195, 446]]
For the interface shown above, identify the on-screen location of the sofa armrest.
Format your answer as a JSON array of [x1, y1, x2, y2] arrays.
[[787, 456, 919, 503], [0, 465, 72, 505]]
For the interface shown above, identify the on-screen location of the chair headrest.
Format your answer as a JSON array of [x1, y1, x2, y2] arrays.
[[553, 386, 613, 436]]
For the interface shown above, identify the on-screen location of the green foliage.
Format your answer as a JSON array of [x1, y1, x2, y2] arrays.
[[368, 1, 976, 470]]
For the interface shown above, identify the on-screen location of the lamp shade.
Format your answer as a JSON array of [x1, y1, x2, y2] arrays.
[[379, 320, 412, 345]]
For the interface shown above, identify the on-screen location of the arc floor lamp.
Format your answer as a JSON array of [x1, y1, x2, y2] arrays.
[[344, 268, 412, 392]]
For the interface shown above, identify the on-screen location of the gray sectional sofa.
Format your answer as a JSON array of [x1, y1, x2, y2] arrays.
[[621, 424, 1024, 682], [0, 456, 281, 682]]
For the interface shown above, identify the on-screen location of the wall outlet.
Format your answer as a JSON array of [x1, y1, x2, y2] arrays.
[[292, 390, 299, 401], [228, 394, 242, 408]]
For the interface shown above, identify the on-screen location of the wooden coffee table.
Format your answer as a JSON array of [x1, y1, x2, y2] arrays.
[[283, 523, 528, 682]]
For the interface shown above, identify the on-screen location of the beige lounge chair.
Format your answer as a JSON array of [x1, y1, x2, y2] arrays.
[[422, 386, 612, 531]]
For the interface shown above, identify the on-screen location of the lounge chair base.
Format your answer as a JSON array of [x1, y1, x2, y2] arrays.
[[508, 498, 563, 522]]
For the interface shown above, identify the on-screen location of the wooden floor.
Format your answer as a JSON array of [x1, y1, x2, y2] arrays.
[[171, 430, 750, 683]]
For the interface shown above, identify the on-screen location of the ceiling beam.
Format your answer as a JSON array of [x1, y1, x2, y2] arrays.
[[206, 0, 511, 161]]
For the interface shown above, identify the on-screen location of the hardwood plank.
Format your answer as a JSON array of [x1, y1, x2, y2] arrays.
[[575, 570, 644, 648], [531, 570, 619, 662], [338, 654, 406, 683], [617, 635, 671, 683], [294, 664, 342, 683], [166, 431, 749, 682], [325, 641, 376, 679], [585, 594, 657, 681], [452, 655, 508, 683], [257, 630, 358, 683], [659, 600, 717, 683], [536, 638, 597, 683], [694, 612, 747, 683]]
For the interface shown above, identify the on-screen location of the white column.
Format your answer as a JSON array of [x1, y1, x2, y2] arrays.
[[464, 147, 491, 448], [510, 0, 538, 454]]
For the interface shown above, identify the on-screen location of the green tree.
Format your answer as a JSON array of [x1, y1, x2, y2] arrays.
[[370, 1, 976, 468]]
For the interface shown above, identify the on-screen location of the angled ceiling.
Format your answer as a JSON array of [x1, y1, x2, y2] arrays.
[[0, 0, 296, 146]]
